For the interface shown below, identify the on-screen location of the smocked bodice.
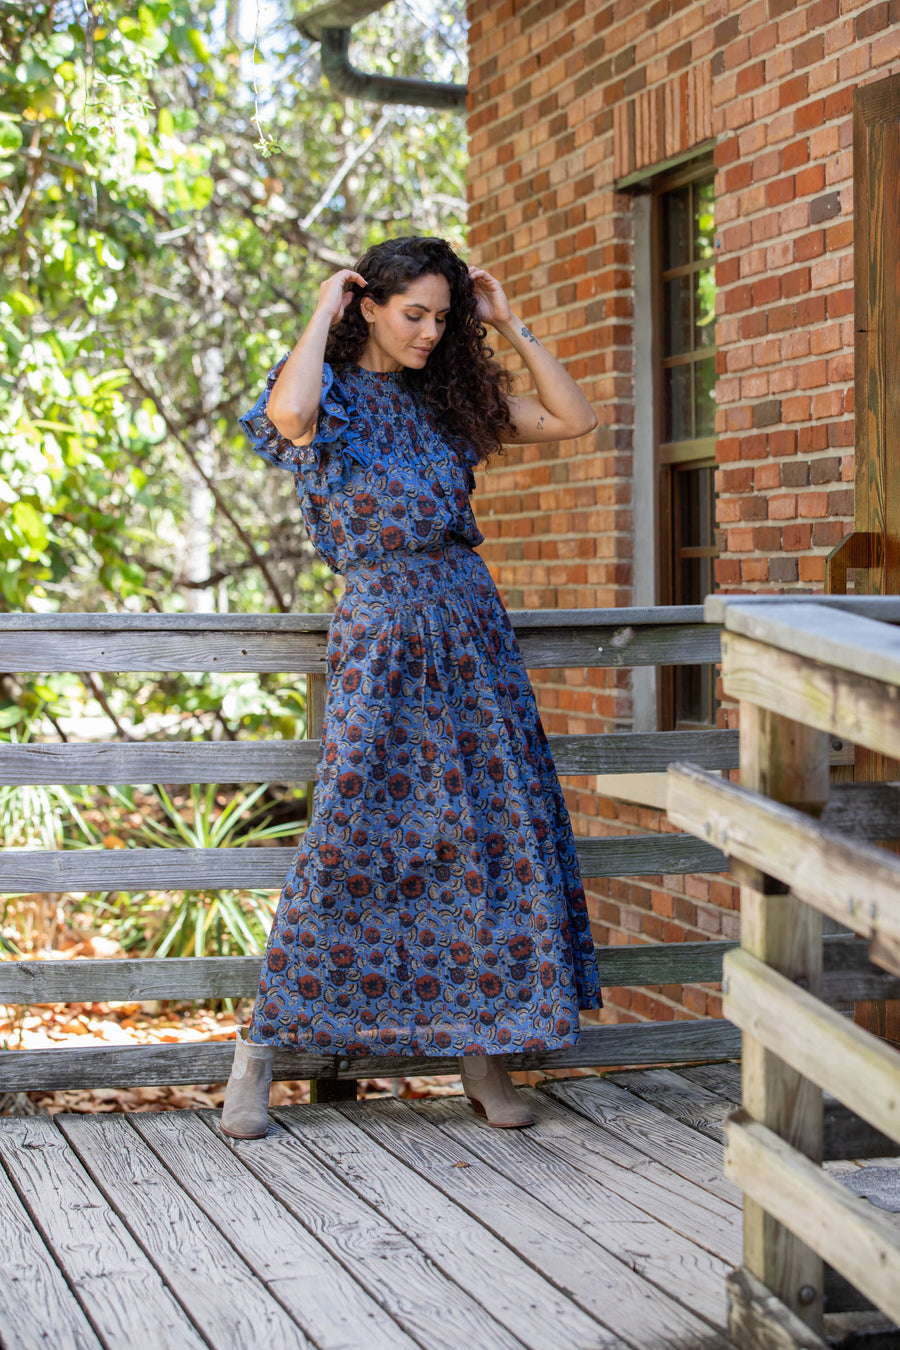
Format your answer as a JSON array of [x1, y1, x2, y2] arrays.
[[239, 358, 484, 575]]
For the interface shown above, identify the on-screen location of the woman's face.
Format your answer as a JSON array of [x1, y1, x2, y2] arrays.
[[359, 272, 452, 372]]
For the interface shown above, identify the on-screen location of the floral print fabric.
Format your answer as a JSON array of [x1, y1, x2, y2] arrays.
[[239, 358, 484, 573], [239, 360, 602, 1056]]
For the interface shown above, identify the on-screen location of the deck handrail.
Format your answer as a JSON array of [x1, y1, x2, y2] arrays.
[[0, 604, 892, 1101], [669, 595, 900, 1345]]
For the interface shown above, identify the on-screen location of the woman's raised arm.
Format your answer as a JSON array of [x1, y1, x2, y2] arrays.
[[266, 269, 367, 444], [469, 266, 598, 446]]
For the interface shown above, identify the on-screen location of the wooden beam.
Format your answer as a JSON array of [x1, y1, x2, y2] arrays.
[[0, 728, 742, 787], [0, 618, 723, 675], [0, 832, 729, 894], [719, 632, 900, 762], [0, 1018, 741, 1092], [725, 1111, 900, 1326], [723, 948, 900, 1147], [1, 935, 894, 1006], [725, 1268, 828, 1350], [736, 704, 829, 1331], [667, 762, 900, 972], [704, 593, 900, 626], [716, 601, 900, 689]]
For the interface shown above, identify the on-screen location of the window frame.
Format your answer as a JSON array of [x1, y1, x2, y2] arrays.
[[649, 155, 718, 731]]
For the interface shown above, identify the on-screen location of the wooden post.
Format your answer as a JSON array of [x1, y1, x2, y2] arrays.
[[737, 705, 830, 1334], [304, 670, 358, 1105]]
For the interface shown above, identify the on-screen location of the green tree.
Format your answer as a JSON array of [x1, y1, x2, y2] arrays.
[[0, 0, 466, 737]]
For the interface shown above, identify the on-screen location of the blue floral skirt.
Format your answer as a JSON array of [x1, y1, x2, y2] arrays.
[[248, 539, 603, 1056]]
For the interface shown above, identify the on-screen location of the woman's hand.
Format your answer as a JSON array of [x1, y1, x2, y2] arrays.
[[468, 266, 512, 328], [316, 268, 368, 327]]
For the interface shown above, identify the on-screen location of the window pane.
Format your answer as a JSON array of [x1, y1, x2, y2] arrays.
[[673, 462, 717, 727], [664, 363, 691, 442], [679, 466, 702, 547], [694, 355, 716, 437], [694, 179, 715, 261], [664, 276, 692, 357], [663, 186, 691, 271], [695, 265, 716, 348]]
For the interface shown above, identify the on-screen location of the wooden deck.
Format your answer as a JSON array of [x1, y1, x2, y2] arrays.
[[0, 1067, 750, 1350]]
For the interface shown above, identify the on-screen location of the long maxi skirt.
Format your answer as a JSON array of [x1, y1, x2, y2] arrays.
[[247, 539, 603, 1057]]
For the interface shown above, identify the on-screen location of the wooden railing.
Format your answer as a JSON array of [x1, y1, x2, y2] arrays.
[[0, 606, 893, 1106], [669, 595, 900, 1345]]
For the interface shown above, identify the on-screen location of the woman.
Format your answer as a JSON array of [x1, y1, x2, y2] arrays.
[[222, 235, 602, 1138]]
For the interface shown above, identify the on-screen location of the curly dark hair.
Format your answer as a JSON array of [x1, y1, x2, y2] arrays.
[[324, 236, 514, 465]]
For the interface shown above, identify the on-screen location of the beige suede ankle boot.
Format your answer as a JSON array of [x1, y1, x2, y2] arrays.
[[220, 1026, 274, 1139], [458, 1053, 536, 1128]]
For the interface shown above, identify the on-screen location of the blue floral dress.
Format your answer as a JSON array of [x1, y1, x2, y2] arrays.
[[238, 357, 602, 1057]]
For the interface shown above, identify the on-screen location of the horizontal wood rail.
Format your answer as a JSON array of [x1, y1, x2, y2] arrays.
[[670, 595, 900, 1346], [0, 1021, 743, 1094], [3, 933, 896, 1004], [0, 605, 720, 672], [0, 834, 729, 893], [0, 727, 741, 784]]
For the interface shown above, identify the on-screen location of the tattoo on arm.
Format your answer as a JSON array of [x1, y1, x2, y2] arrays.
[[519, 324, 539, 345], [536, 415, 544, 431]]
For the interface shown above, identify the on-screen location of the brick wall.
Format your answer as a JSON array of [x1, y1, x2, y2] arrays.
[[465, 0, 900, 1023]]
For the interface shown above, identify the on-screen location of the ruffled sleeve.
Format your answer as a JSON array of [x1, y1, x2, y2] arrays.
[[238, 352, 299, 470], [239, 357, 374, 488]]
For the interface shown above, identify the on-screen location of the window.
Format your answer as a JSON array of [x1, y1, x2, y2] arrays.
[[654, 163, 718, 730]]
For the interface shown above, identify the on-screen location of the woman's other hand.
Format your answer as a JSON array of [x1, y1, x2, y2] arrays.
[[317, 269, 368, 327], [468, 266, 512, 328]]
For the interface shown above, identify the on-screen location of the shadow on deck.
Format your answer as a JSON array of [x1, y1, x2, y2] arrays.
[[1, 1068, 744, 1350]]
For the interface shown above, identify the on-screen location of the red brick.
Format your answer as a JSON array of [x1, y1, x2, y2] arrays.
[[798, 491, 828, 517], [769, 494, 797, 518]]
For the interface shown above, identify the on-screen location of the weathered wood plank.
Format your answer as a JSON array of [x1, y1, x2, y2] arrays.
[[819, 781, 900, 840], [2, 933, 893, 1005], [269, 1101, 619, 1350], [336, 1095, 730, 1348], [0, 953, 268, 1002], [538, 1074, 743, 1207], [671, 1059, 900, 1160], [0, 1116, 209, 1350], [417, 1089, 738, 1317], [204, 1108, 530, 1350], [605, 1066, 732, 1144], [668, 762, 900, 971], [510, 1084, 743, 1255], [725, 1111, 900, 1326], [723, 948, 900, 1147], [725, 1267, 829, 1350], [821, 936, 900, 1001], [0, 832, 728, 893], [0, 612, 720, 672], [0, 727, 741, 786], [705, 595, 900, 624], [0, 605, 707, 631], [715, 601, 900, 689], [57, 1111, 314, 1350], [0, 1019, 742, 1091], [719, 632, 900, 764], [675, 1061, 742, 1102], [823, 1103, 900, 1161], [0, 1148, 103, 1350], [126, 1110, 419, 1350], [735, 704, 828, 1331], [0, 631, 331, 674]]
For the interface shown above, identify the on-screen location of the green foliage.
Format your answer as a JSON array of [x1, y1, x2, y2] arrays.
[[75, 781, 301, 958], [0, 0, 467, 618]]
